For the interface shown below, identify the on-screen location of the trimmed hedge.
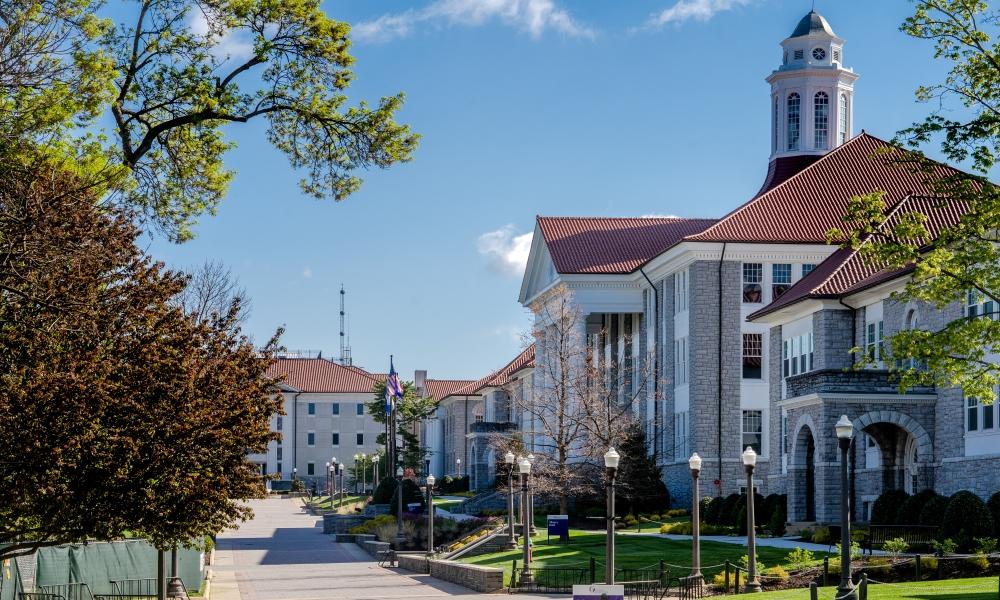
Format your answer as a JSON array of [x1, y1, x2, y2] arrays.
[[942, 490, 994, 551], [896, 489, 938, 525], [373, 477, 397, 504], [390, 478, 426, 511], [987, 492, 1000, 538], [919, 494, 950, 528], [871, 490, 910, 525]]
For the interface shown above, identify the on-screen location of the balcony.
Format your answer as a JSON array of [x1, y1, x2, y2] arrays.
[[785, 369, 936, 399], [468, 421, 518, 435]]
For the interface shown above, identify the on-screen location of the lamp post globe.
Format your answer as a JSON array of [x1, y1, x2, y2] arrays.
[[689, 452, 703, 584], [835, 415, 858, 600], [741, 447, 761, 593], [604, 447, 620, 585]]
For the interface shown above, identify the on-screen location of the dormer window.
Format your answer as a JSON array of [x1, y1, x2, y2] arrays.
[[794, 49, 804, 60]]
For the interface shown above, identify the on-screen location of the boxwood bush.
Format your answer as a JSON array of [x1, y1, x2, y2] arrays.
[[896, 489, 938, 525], [942, 490, 994, 551], [871, 490, 910, 525], [919, 494, 950, 527]]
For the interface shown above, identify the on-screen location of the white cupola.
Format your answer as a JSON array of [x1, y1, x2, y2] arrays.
[[767, 10, 859, 161]]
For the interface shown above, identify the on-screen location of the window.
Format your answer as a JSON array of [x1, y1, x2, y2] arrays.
[[839, 93, 849, 144], [332, 432, 340, 446], [986, 400, 996, 430], [814, 92, 829, 150], [968, 396, 997, 432], [966, 289, 997, 320], [772, 264, 792, 299], [743, 263, 763, 303], [743, 333, 763, 379], [307, 402, 315, 416], [787, 93, 801, 150], [781, 412, 789, 455], [307, 432, 315, 446], [276, 447, 282, 461], [674, 337, 688, 386], [332, 403, 340, 415], [356, 433, 364, 445], [356, 403, 364, 416], [307, 462, 315, 476], [742, 410, 764, 455], [276, 462, 282, 474], [802, 263, 817, 277], [782, 333, 813, 377], [866, 321, 885, 363], [276, 416, 282, 431], [793, 49, 804, 60], [674, 412, 689, 459], [833, 49, 842, 62], [773, 97, 779, 153], [968, 396, 979, 432], [674, 270, 689, 313]]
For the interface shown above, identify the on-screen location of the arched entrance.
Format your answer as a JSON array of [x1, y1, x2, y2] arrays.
[[853, 410, 933, 500], [791, 423, 817, 522]]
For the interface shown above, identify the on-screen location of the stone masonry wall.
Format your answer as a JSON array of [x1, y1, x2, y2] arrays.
[[766, 324, 785, 496], [427, 559, 505, 592], [814, 309, 854, 371]]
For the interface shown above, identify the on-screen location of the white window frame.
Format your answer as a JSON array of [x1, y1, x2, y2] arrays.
[[787, 93, 801, 151], [674, 269, 689, 314], [772, 264, 792, 299], [742, 333, 763, 380], [743, 263, 763, 304], [674, 337, 688, 386], [307, 430, 316, 447], [742, 409, 764, 455], [814, 92, 829, 150], [782, 332, 813, 377], [838, 93, 849, 144], [966, 289, 997, 320], [865, 320, 885, 364]]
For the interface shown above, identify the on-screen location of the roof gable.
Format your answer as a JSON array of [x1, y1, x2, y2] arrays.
[[424, 379, 476, 402], [687, 133, 960, 244], [455, 345, 535, 396], [266, 358, 381, 394]]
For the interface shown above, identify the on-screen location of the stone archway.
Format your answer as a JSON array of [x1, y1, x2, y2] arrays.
[[853, 410, 933, 496], [789, 415, 818, 522]]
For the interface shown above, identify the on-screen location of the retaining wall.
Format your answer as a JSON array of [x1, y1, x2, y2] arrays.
[[426, 559, 504, 593], [323, 514, 366, 534]]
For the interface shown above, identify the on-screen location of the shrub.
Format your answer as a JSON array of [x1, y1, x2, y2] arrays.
[[834, 541, 862, 560], [736, 505, 748, 536], [812, 526, 831, 545], [896, 489, 938, 525], [389, 478, 426, 511], [290, 478, 306, 493], [871, 490, 910, 525], [660, 521, 692, 535], [623, 514, 639, 527], [768, 508, 787, 537], [667, 508, 690, 518], [348, 514, 396, 535], [883, 537, 909, 557], [763, 565, 790, 582], [975, 537, 998, 555], [720, 494, 742, 526], [942, 490, 994, 551], [931, 538, 957, 557], [922, 556, 938, 572], [966, 554, 990, 570], [738, 554, 765, 573], [704, 497, 724, 525], [919, 494, 950, 527], [988, 493, 1000, 538], [799, 528, 814, 542], [373, 477, 397, 504], [786, 547, 815, 568], [711, 572, 733, 592], [761, 494, 782, 525]]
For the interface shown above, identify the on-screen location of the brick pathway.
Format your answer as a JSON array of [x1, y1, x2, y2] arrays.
[[211, 498, 559, 600]]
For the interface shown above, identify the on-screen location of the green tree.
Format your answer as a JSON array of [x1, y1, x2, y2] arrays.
[[0, 149, 282, 561], [832, 0, 1000, 402], [367, 380, 436, 473], [3, 0, 418, 241], [614, 429, 669, 517]]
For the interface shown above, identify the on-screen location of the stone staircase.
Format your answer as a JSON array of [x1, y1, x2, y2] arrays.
[[456, 490, 507, 515]]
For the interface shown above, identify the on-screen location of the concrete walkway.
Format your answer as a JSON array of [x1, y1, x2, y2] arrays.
[[211, 498, 561, 600]]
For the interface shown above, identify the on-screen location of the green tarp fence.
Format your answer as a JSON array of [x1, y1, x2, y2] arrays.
[[0, 557, 24, 600], [34, 540, 202, 595]]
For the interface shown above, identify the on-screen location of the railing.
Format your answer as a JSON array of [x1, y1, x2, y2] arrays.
[[511, 566, 591, 592], [38, 583, 94, 600], [109, 579, 157, 598], [468, 421, 517, 434], [508, 561, 698, 598]]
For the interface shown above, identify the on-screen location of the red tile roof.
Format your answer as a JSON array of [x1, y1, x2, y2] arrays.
[[537, 217, 717, 274], [424, 379, 477, 402], [266, 358, 381, 394], [749, 195, 969, 320], [686, 133, 961, 244], [454, 345, 536, 396], [754, 154, 823, 197]]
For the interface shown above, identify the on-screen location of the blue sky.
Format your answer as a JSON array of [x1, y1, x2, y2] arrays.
[[147, 0, 953, 380]]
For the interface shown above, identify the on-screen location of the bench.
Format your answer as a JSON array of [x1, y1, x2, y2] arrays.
[[861, 525, 938, 555], [377, 549, 397, 567]]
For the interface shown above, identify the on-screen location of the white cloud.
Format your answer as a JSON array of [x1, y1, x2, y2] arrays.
[[477, 225, 533, 277], [302, 267, 313, 279], [188, 10, 254, 61], [353, 0, 595, 43], [643, 0, 752, 29]]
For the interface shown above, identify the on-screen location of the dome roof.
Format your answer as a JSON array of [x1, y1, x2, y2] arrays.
[[790, 10, 835, 38]]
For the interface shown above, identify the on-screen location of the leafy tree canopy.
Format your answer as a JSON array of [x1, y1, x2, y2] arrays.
[[2, 0, 419, 241], [832, 0, 1000, 402]]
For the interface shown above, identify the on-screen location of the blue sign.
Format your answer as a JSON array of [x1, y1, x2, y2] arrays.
[[547, 514, 569, 541]]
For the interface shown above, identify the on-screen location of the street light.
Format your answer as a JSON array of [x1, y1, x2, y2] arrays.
[[373, 453, 380, 488], [527, 453, 537, 535], [742, 447, 761, 593], [292, 467, 297, 485], [426, 474, 436, 554], [504, 451, 518, 549], [395, 466, 406, 547], [325, 461, 331, 501], [518, 456, 533, 586], [354, 454, 361, 494], [835, 415, 858, 600], [456, 457, 462, 478], [604, 447, 620, 585], [360, 453, 367, 495], [689, 452, 703, 583]]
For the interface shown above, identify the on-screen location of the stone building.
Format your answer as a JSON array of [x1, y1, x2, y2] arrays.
[[516, 9, 1000, 518]]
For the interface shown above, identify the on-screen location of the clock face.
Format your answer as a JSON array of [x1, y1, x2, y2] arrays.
[[812, 47, 827, 60]]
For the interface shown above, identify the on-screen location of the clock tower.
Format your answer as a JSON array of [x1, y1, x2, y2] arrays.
[[766, 10, 858, 162]]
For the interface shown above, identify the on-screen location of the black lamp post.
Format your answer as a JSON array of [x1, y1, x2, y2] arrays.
[[504, 451, 518, 549], [325, 461, 331, 501], [742, 446, 761, 593], [292, 467, 297, 487], [689, 452, 703, 582], [835, 415, 859, 600], [518, 456, 533, 585], [426, 474, 436, 554], [604, 446, 620, 585], [527, 453, 537, 535], [395, 466, 406, 547], [373, 453, 380, 488], [456, 458, 462, 478], [354, 454, 361, 494]]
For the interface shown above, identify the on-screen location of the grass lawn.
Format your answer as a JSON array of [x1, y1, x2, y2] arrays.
[[458, 528, 824, 583], [432, 498, 464, 512], [753, 576, 999, 599]]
